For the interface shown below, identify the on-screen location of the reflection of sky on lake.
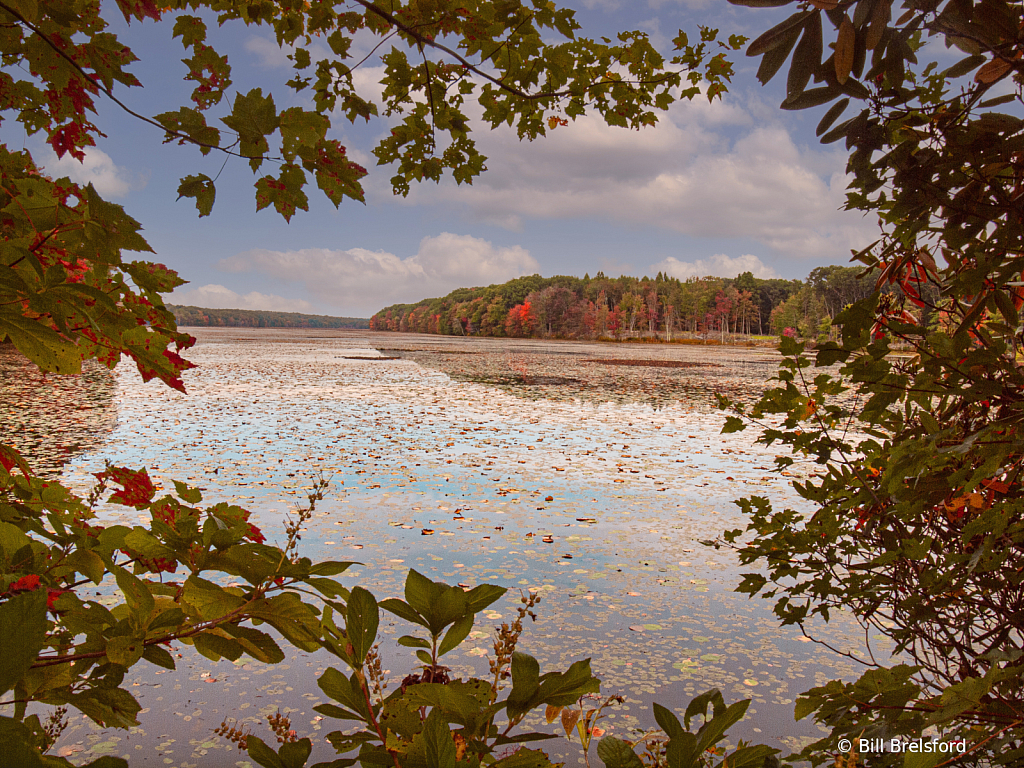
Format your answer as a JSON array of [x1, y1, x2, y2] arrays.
[[12, 330, 884, 765], [0, 347, 117, 476]]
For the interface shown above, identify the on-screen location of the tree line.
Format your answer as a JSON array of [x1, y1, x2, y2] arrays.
[[370, 265, 889, 342], [170, 305, 370, 329]]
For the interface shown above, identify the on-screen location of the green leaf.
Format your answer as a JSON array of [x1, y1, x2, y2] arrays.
[[317, 667, 368, 718], [176, 174, 216, 217], [4, 0, 38, 22], [81, 757, 131, 768], [755, 27, 801, 85], [793, 695, 817, 721], [68, 687, 141, 728], [0, 590, 48, 695], [123, 528, 176, 562], [309, 561, 355, 577], [925, 675, 992, 726], [379, 597, 428, 629], [397, 635, 431, 649], [345, 586, 379, 661], [172, 480, 203, 504], [781, 85, 841, 110], [725, 745, 781, 768], [463, 583, 506, 613], [182, 575, 244, 622], [534, 658, 600, 706], [695, 700, 749, 753], [506, 651, 540, 719], [747, 10, 812, 57], [66, 548, 106, 585], [683, 689, 726, 728], [653, 702, 684, 739], [141, 643, 176, 670], [194, 632, 244, 662], [722, 416, 746, 434], [279, 738, 313, 768], [111, 565, 155, 630], [0, 309, 82, 374], [221, 88, 280, 149], [222, 623, 285, 664], [250, 593, 321, 651], [399, 570, 468, 636], [416, 710, 457, 768], [247, 735, 287, 768], [903, 752, 944, 768], [787, 13, 822, 98], [437, 612, 473, 657], [0, 715, 46, 768], [596, 736, 644, 768], [0, 521, 32, 558], [403, 681, 488, 727], [941, 54, 986, 79], [492, 747, 560, 767], [172, 15, 207, 47], [314, 703, 363, 721], [106, 636, 145, 668]]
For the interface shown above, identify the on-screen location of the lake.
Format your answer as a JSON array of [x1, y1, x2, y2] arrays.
[[2, 330, 876, 766]]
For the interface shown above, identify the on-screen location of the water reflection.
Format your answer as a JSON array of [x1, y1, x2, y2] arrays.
[[28, 330, 872, 765], [0, 345, 117, 476], [378, 338, 781, 410]]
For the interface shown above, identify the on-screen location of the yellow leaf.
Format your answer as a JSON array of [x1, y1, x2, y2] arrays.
[[975, 57, 1012, 84], [561, 707, 581, 741], [835, 17, 855, 85], [545, 705, 562, 724]]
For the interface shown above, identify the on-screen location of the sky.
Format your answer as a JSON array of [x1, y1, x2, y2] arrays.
[[29, 1, 892, 318]]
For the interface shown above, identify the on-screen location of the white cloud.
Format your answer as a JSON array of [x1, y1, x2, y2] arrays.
[[391, 95, 874, 262], [41, 146, 142, 198], [217, 233, 538, 315], [245, 36, 292, 69], [652, 253, 779, 280], [170, 284, 315, 313]]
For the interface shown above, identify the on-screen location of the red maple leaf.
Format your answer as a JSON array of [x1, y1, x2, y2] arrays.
[[97, 466, 157, 507], [8, 574, 41, 593]]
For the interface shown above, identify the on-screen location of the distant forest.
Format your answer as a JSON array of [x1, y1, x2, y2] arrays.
[[170, 305, 370, 329], [369, 267, 924, 342]]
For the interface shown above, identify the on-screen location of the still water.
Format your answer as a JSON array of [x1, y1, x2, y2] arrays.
[[2, 330, 878, 766]]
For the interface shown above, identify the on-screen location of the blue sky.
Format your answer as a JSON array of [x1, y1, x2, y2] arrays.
[[32, 1, 884, 317]]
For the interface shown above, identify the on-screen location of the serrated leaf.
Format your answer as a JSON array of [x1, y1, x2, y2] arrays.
[[0, 309, 82, 374]]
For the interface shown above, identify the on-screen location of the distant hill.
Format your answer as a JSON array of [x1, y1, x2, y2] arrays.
[[169, 305, 370, 329]]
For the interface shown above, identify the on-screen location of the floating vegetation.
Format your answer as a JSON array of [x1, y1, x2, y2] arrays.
[[0, 345, 117, 477], [586, 359, 723, 369], [3, 329, 873, 765]]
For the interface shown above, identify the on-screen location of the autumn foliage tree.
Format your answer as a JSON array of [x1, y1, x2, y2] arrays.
[[718, 0, 1024, 764]]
